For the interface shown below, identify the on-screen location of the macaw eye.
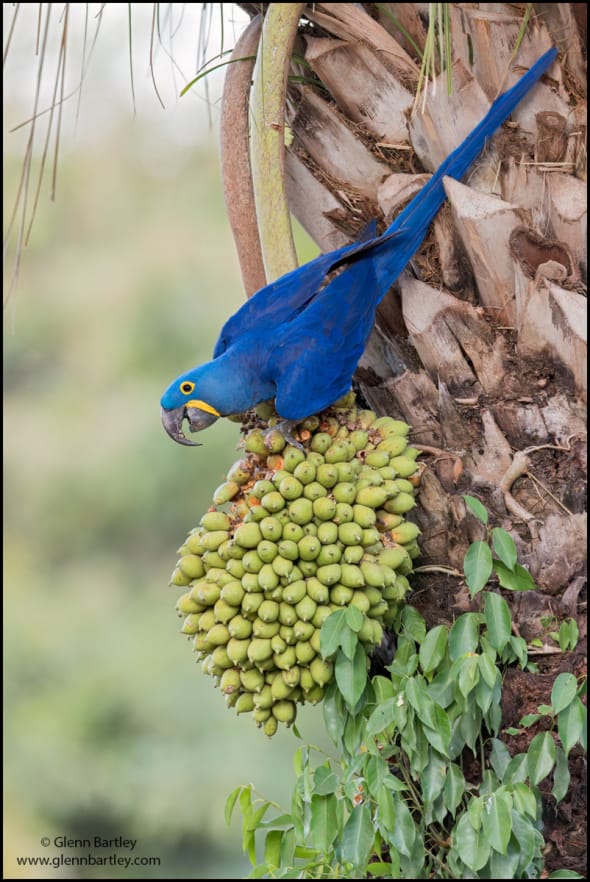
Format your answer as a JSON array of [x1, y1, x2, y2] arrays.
[[180, 381, 195, 395]]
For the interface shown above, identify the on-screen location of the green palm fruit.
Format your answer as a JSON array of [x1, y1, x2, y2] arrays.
[[376, 511, 403, 531], [330, 584, 353, 605], [170, 567, 192, 587], [282, 580, 307, 605], [283, 446, 306, 472], [361, 528, 382, 548], [234, 522, 263, 549], [299, 561, 317, 577], [293, 619, 315, 641], [301, 413, 320, 430], [195, 608, 216, 632], [311, 606, 332, 630], [245, 429, 268, 455], [295, 640, 315, 664], [295, 595, 317, 622], [355, 485, 389, 508], [325, 441, 354, 463], [296, 535, 319, 561], [375, 434, 408, 456], [303, 481, 328, 501], [377, 546, 409, 569], [271, 634, 287, 654], [253, 684, 274, 709], [316, 544, 342, 567], [360, 560, 387, 587], [258, 516, 283, 542], [235, 692, 255, 714], [349, 429, 369, 450], [242, 574, 261, 595], [331, 483, 356, 504], [250, 480, 274, 500], [193, 632, 213, 653], [277, 476, 303, 500], [227, 637, 250, 664], [364, 586, 383, 606], [368, 600, 388, 618], [246, 506, 271, 523], [253, 707, 271, 725], [405, 541, 421, 559], [306, 577, 329, 604], [202, 551, 226, 570], [313, 497, 338, 521], [316, 463, 339, 488], [317, 563, 342, 586], [241, 593, 264, 616], [357, 616, 374, 643], [220, 668, 241, 695], [227, 459, 254, 484], [264, 716, 278, 737], [247, 638, 273, 663], [253, 618, 280, 639], [340, 564, 365, 589], [334, 502, 354, 523], [338, 522, 363, 546], [372, 416, 410, 436], [393, 478, 414, 494], [278, 601, 298, 626], [305, 684, 325, 703], [207, 623, 231, 646], [276, 539, 298, 561], [349, 591, 371, 613], [280, 523, 302, 543], [277, 620, 295, 643], [272, 700, 296, 725], [240, 668, 265, 693], [293, 461, 316, 485], [343, 545, 364, 564], [265, 430, 287, 454], [357, 409, 376, 429], [386, 491, 416, 514], [352, 504, 376, 528], [271, 555, 293, 578], [261, 491, 285, 513], [242, 550, 264, 574], [391, 522, 421, 544], [299, 667, 315, 692], [288, 498, 314, 525], [178, 554, 206, 580], [214, 599, 238, 623], [220, 540, 246, 561], [257, 564, 278, 592], [274, 646, 297, 670], [257, 540, 278, 563], [258, 600, 280, 623], [311, 432, 332, 453], [181, 614, 201, 635], [336, 460, 360, 482], [310, 657, 334, 687], [365, 450, 390, 468], [212, 481, 240, 505], [271, 675, 294, 701], [390, 456, 420, 477], [316, 522, 337, 545], [176, 593, 203, 615], [201, 511, 231, 532]]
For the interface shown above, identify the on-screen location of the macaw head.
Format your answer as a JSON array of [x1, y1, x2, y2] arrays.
[[160, 372, 220, 446]]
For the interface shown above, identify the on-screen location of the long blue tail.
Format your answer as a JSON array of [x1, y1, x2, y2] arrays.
[[370, 46, 557, 293]]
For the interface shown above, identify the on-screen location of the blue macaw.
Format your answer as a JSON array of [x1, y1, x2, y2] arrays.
[[161, 47, 557, 446]]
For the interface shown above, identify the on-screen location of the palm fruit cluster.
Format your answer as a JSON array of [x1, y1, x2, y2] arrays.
[[170, 395, 423, 736]]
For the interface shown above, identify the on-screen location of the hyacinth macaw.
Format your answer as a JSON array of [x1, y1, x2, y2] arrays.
[[161, 47, 557, 446]]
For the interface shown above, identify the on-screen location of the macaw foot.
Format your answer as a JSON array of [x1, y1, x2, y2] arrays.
[[264, 420, 305, 452]]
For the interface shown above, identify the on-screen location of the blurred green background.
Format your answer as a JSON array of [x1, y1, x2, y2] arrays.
[[3, 9, 329, 878]]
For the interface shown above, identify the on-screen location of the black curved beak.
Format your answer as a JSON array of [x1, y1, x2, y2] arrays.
[[161, 405, 218, 446]]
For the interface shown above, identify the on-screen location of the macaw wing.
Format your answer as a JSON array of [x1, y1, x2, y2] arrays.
[[266, 253, 382, 421], [212, 221, 380, 359]]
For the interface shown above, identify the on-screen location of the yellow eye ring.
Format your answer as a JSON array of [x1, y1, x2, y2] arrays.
[[180, 381, 195, 395]]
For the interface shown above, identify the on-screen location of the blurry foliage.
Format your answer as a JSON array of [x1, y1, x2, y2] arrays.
[[3, 128, 328, 879]]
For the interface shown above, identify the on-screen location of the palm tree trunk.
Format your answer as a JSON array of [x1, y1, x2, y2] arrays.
[[225, 4, 587, 873]]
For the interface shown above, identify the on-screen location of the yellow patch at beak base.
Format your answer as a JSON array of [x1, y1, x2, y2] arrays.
[[186, 399, 221, 417]]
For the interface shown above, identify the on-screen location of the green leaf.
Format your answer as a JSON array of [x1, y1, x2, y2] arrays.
[[552, 745, 570, 803], [527, 731, 556, 785], [345, 604, 364, 632], [481, 790, 513, 854], [464, 494, 489, 524], [323, 682, 347, 746], [279, 827, 295, 868], [503, 755, 528, 786], [335, 644, 368, 709], [340, 624, 359, 661], [519, 713, 542, 727], [493, 560, 537, 591], [469, 796, 483, 831], [365, 754, 387, 798], [449, 613, 481, 660], [478, 651, 499, 688], [512, 782, 538, 819], [558, 696, 586, 756], [390, 796, 416, 857], [547, 871, 585, 878], [423, 705, 451, 756], [314, 764, 339, 796], [264, 829, 284, 868], [458, 655, 480, 697], [341, 803, 374, 869], [489, 738, 512, 780], [454, 811, 490, 871], [491, 527, 517, 570], [224, 785, 243, 826], [419, 625, 448, 673], [551, 672, 578, 715], [366, 697, 397, 736], [488, 837, 521, 878], [367, 862, 393, 876], [510, 809, 537, 871], [559, 618, 578, 651], [320, 609, 347, 658], [400, 605, 426, 643], [464, 541, 493, 595], [484, 592, 512, 651], [310, 793, 338, 852], [376, 786, 396, 833], [444, 763, 466, 818]]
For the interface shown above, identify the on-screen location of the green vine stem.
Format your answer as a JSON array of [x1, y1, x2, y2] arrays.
[[249, 3, 304, 282]]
